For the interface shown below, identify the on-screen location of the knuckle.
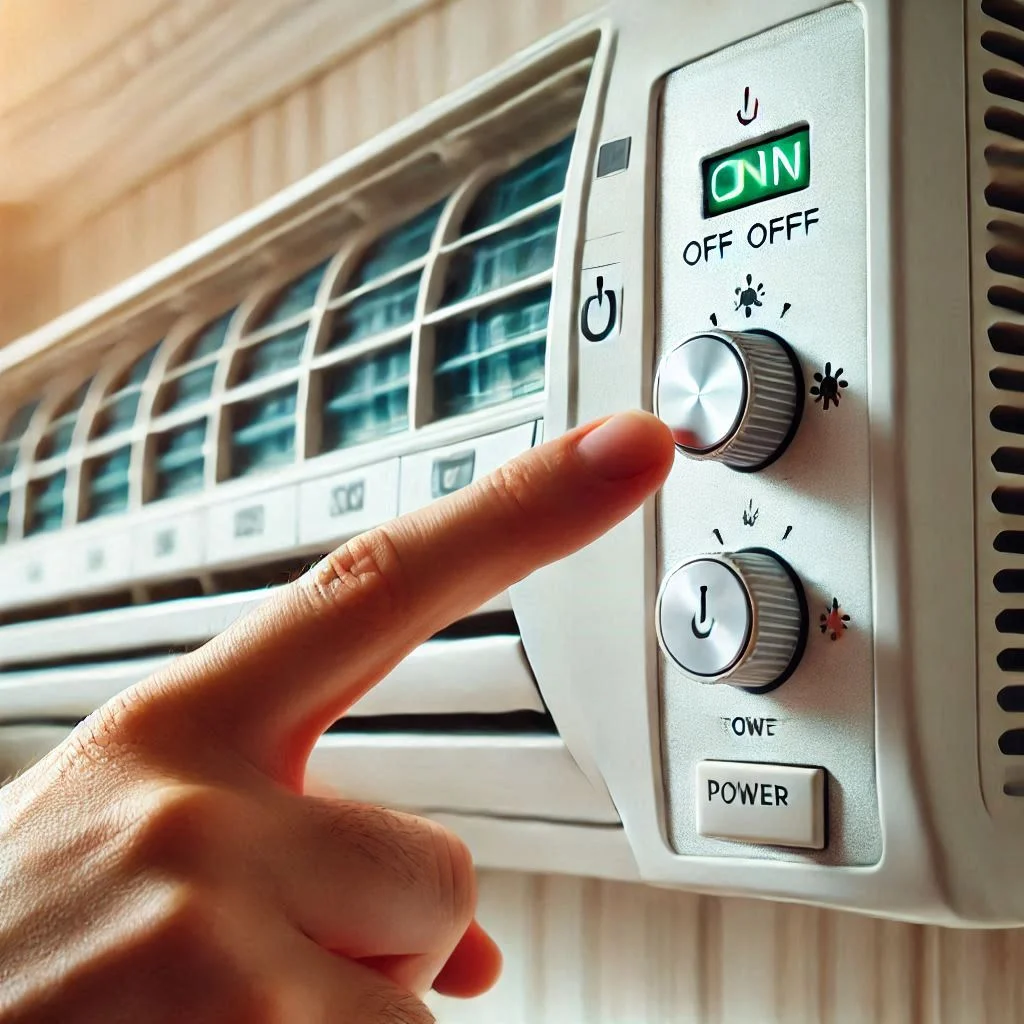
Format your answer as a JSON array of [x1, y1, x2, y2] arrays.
[[125, 784, 238, 877], [304, 526, 409, 618], [316, 802, 475, 931]]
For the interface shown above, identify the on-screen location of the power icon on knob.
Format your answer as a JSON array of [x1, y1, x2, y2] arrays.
[[657, 551, 808, 690], [579, 267, 621, 343], [691, 585, 715, 639]]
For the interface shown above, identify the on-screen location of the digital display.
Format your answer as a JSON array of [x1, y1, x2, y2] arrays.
[[703, 126, 810, 217]]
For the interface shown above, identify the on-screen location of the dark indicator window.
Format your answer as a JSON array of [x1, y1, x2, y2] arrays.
[[703, 125, 810, 217]]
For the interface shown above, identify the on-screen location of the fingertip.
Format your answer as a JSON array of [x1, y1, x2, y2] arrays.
[[432, 919, 503, 999], [574, 410, 676, 483]]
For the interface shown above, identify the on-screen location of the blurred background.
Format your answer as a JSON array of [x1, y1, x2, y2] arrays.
[[1, 3, 1023, 1021], [0, 0, 590, 347]]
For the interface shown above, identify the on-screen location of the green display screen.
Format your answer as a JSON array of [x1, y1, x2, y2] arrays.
[[703, 126, 810, 217]]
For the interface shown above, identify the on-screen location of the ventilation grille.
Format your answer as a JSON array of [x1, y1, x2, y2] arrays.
[[0, 51, 588, 548], [973, 0, 1024, 805]]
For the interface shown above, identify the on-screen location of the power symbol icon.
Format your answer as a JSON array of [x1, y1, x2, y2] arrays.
[[691, 585, 715, 640], [580, 273, 619, 342]]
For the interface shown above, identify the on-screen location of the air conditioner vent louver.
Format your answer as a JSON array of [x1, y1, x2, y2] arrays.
[[971, 0, 1024, 802], [0, 39, 620, 839], [0, 58, 587, 554]]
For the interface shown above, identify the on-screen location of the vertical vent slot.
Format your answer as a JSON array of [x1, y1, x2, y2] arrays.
[[152, 420, 207, 500], [84, 446, 131, 520], [979, 0, 1024, 794], [355, 201, 444, 284], [37, 380, 90, 461], [26, 471, 66, 535], [157, 312, 233, 414], [0, 490, 10, 545], [227, 385, 298, 478], [442, 206, 560, 305], [995, 529, 1024, 551], [433, 287, 550, 419], [318, 344, 410, 452], [93, 346, 158, 439], [328, 274, 420, 349], [0, 401, 38, 543], [983, 0, 1024, 34], [236, 325, 308, 384], [258, 261, 328, 327], [428, 134, 573, 422], [0, 401, 38, 479]]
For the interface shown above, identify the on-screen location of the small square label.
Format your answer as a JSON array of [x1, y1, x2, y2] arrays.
[[596, 137, 631, 178]]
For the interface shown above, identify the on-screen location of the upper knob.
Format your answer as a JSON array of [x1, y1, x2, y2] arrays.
[[653, 330, 801, 470]]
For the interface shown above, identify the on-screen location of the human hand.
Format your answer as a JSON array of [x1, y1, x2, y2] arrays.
[[0, 411, 674, 1023]]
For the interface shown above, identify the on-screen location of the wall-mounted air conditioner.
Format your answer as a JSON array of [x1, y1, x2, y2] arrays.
[[4, 0, 1024, 925]]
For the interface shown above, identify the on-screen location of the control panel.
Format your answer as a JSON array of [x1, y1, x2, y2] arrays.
[[653, 6, 878, 865]]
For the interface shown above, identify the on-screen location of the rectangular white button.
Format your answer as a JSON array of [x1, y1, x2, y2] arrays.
[[206, 487, 297, 564], [398, 422, 537, 515], [70, 530, 133, 588], [2, 538, 68, 603], [133, 511, 205, 578], [696, 761, 825, 850], [298, 459, 399, 547]]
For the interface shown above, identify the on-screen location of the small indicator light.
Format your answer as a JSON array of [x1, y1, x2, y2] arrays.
[[820, 598, 850, 641]]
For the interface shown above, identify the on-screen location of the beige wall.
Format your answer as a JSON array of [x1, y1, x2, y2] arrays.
[[431, 873, 1024, 1024], [0, 0, 596, 344]]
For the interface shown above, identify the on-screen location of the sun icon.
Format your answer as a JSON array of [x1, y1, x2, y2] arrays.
[[734, 274, 765, 318], [810, 362, 849, 411]]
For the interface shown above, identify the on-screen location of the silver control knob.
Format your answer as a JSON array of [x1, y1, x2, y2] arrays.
[[653, 330, 800, 470], [656, 550, 806, 689]]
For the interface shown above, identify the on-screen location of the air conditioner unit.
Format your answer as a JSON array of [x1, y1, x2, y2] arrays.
[[1, 0, 1020, 925]]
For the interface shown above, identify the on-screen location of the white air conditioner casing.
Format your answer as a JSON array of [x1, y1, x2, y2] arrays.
[[2, 0, 1022, 925]]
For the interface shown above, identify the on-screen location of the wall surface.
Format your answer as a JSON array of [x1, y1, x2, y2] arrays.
[[0, 0, 597, 344], [2, 2, 1023, 1022], [427, 872, 1024, 1024]]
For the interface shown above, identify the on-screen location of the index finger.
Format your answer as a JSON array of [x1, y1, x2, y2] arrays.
[[144, 410, 674, 781]]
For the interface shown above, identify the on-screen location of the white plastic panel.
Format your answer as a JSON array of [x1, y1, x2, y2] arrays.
[[206, 485, 298, 563], [0, 592, 268, 666], [655, 5, 877, 867], [0, 537, 72, 607], [424, 813, 637, 880], [70, 531, 134, 589], [307, 733, 620, 824], [0, 658, 170, 721], [398, 421, 537, 514], [0, 631, 540, 724], [298, 459, 400, 547], [0, 589, 514, 668]]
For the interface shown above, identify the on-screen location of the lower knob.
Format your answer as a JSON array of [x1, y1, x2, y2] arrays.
[[656, 549, 807, 690]]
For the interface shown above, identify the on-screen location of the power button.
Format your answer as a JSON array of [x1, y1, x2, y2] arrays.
[[579, 265, 622, 343], [657, 550, 807, 689], [658, 558, 752, 677]]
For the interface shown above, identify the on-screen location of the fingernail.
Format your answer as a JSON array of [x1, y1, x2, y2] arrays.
[[575, 411, 670, 480]]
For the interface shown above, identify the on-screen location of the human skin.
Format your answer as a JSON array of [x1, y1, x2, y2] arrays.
[[0, 410, 675, 1023]]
